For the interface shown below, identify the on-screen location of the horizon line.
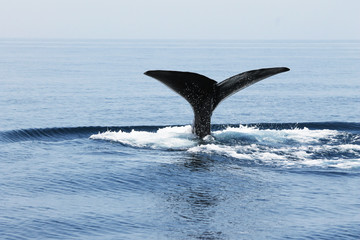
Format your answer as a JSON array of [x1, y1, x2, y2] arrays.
[[1, 37, 360, 42]]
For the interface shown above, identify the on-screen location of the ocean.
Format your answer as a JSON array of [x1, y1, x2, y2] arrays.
[[0, 39, 359, 239]]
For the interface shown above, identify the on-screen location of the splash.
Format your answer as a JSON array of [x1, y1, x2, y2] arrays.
[[90, 125, 197, 150], [90, 125, 360, 169]]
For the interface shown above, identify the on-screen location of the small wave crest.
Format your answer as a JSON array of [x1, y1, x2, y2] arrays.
[[0, 126, 114, 142], [91, 123, 360, 170], [0, 126, 158, 143]]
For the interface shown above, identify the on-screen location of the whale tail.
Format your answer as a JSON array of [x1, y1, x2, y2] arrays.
[[144, 67, 289, 138]]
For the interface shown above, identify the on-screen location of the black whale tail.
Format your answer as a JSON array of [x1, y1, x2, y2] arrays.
[[144, 67, 290, 138]]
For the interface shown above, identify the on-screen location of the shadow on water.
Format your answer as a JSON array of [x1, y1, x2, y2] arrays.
[[163, 154, 226, 240], [160, 152, 270, 240], [183, 155, 215, 172]]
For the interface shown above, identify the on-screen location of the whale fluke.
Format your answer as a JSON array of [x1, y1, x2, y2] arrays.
[[144, 67, 290, 138]]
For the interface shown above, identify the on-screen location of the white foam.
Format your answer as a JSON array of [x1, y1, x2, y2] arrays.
[[212, 126, 339, 144], [329, 160, 360, 169], [90, 125, 197, 150], [188, 144, 253, 160], [90, 125, 360, 169], [188, 142, 360, 169]]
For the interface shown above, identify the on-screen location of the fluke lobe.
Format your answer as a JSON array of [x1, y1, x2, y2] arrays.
[[144, 67, 290, 138]]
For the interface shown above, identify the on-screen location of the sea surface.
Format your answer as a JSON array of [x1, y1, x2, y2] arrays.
[[0, 40, 359, 239]]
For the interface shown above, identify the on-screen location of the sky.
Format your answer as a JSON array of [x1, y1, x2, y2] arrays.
[[0, 0, 359, 40]]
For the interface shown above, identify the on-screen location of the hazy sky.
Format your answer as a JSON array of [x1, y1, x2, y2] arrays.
[[0, 0, 359, 40]]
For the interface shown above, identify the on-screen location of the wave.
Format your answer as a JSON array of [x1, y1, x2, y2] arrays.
[[2, 122, 360, 170], [1, 122, 359, 143], [0, 126, 160, 143]]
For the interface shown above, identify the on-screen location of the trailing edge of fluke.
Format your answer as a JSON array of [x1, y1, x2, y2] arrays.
[[144, 67, 290, 138]]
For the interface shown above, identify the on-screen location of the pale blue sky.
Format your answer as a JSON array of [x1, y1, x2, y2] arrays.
[[0, 0, 359, 40]]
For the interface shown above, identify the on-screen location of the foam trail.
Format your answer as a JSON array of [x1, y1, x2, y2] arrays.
[[190, 126, 359, 169], [90, 125, 360, 169]]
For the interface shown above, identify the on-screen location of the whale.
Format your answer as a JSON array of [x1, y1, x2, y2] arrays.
[[144, 67, 289, 138]]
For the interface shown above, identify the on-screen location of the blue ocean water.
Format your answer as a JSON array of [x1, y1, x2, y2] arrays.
[[0, 39, 359, 239]]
